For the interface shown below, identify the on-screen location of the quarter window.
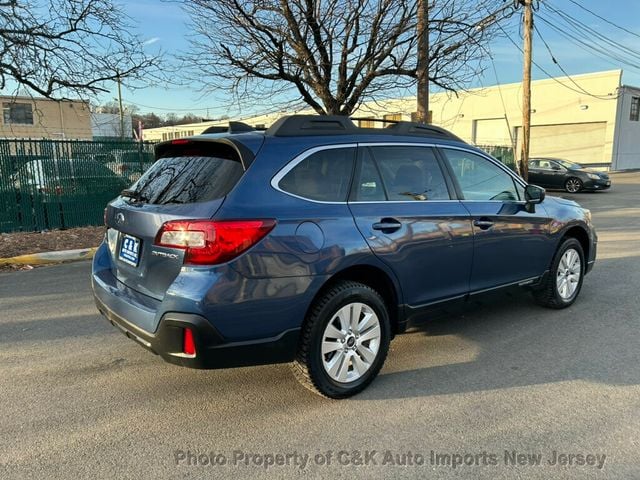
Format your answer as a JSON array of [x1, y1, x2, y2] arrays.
[[441, 149, 521, 201], [367, 146, 450, 201], [279, 148, 355, 202]]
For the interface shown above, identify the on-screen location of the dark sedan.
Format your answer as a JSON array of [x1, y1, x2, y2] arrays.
[[528, 158, 611, 193]]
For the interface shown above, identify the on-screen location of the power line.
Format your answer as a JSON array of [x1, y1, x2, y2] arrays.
[[542, 8, 640, 62], [539, 4, 640, 72], [563, 0, 640, 41], [492, 20, 618, 100], [121, 100, 214, 112], [533, 24, 615, 100], [536, 14, 640, 77]]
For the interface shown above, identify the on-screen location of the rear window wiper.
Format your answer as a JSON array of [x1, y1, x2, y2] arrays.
[[120, 188, 149, 203]]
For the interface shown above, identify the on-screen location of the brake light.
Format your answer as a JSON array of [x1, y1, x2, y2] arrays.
[[171, 139, 190, 145], [183, 328, 196, 356], [154, 219, 276, 265]]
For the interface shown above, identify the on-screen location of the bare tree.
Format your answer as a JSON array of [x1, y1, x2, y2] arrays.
[[95, 100, 138, 115], [180, 0, 509, 115], [0, 0, 162, 99]]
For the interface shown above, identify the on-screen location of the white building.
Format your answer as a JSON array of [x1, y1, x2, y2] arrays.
[[143, 70, 640, 170], [91, 112, 133, 139]]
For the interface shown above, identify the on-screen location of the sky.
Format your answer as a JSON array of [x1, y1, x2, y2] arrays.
[[107, 0, 640, 117]]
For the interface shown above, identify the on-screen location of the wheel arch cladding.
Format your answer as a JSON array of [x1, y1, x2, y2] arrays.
[[562, 226, 590, 262], [308, 264, 404, 335]]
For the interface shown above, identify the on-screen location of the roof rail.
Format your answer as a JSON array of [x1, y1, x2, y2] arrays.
[[201, 121, 258, 135], [266, 115, 358, 136], [384, 122, 464, 141], [266, 114, 462, 141]]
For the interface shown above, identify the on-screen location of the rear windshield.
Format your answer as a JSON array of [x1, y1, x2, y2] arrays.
[[129, 156, 243, 204]]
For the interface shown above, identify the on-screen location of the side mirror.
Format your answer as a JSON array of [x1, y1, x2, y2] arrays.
[[524, 184, 545, 205]]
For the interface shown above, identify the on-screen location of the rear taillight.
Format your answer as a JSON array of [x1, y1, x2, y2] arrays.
[[154, 219, 276, 265]]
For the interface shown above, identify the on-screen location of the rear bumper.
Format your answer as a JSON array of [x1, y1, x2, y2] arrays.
[[92, 242, 306, 369], [94, 292, 299, 369]]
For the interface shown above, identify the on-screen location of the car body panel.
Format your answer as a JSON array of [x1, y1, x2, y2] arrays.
[[92, 126, 598, 371], [460, 200, 554, 291], [349, 200, 474, 306], [105, 197, 224, 302]]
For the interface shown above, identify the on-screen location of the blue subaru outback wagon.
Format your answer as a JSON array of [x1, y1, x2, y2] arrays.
[[93, 115, 597, 398]]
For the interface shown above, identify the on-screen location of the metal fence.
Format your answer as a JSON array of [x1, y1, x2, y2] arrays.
[[0, 138, 155, 233], [477, 145, 518, 172], [0, 139, 518, 234]]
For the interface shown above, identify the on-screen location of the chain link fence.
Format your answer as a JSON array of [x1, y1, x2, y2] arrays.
[[0, 139, 155, 233], [477, 145, 518, 173], [0, 139, 518, 234]]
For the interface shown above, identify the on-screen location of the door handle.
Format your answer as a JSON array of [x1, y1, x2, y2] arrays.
[[473, 218, 494, 230], [372, 218, 402, 233]]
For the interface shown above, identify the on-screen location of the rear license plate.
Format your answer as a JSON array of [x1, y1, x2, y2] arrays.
[[119, 234, 141, 267]]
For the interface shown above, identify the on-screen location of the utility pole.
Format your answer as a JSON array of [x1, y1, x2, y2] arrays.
[[520, 0, 533, 181], [416, 0, 430, 124], [116, 71, 125, 139]]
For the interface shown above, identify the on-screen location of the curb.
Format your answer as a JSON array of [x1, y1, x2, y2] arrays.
[[0, 247, 98, 266]]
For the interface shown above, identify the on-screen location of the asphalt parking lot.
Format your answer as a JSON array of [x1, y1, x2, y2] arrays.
[[1, 172, 639, 479]]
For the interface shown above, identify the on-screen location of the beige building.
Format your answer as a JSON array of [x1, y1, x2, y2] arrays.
[[0, 96, 92, 140], [143, 70, 640, 170]]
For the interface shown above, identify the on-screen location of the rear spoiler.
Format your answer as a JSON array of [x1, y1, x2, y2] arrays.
[[154, 137, 260, 169]]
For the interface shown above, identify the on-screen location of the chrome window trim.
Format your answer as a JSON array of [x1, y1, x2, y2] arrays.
[[271, 142, 527, 205], [358, 142, 527, 191], [349, 200, 459, 204], [270, 143, 357, 205]]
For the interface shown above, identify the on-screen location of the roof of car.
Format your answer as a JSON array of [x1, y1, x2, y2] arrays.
[[155, 115, 473, 167], [264, 115, 464, 141], [165, 115, 466, 145]]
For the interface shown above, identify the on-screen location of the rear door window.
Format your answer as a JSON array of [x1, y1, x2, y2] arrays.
[[351, 149, 386, 202], [130, 155, 243, 204], [278, 147, 355, 202], [368, 146, 451, 201]]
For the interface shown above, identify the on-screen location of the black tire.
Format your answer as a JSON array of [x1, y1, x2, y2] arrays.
[[532, 237, 585, 309], [565, 177, 583, 193], [292, 280, 391, 399]]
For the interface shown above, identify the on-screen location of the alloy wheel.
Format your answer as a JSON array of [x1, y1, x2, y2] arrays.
[[566, 178, 581, 193], [321, 302, 381, 383], [556, 248, 581, 300]]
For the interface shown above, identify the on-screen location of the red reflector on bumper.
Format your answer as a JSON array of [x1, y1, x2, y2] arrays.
[[183, 328, 196, 356]]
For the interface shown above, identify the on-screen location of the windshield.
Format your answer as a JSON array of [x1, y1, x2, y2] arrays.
[[554, 159, 582, 169]]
